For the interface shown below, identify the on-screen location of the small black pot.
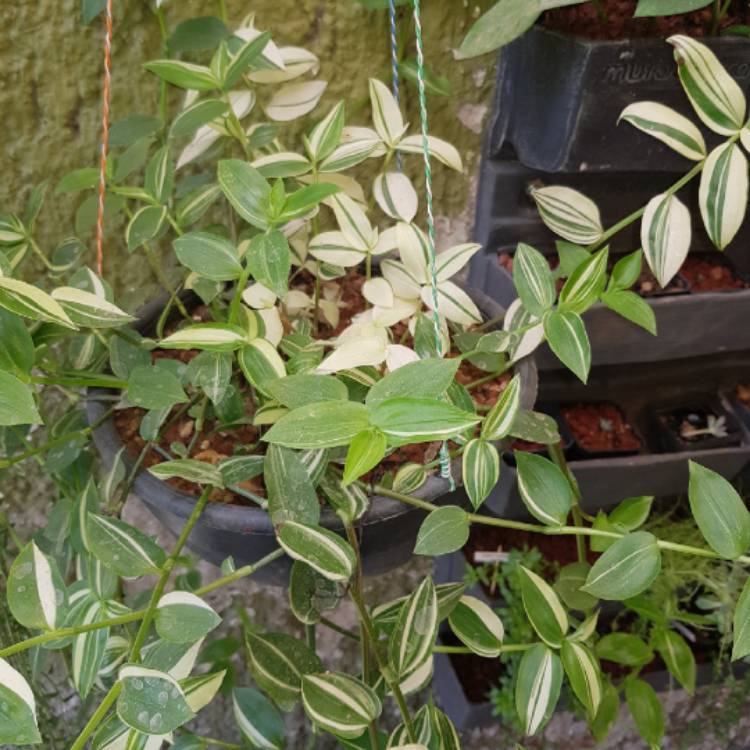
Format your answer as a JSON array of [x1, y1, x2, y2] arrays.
[[651, 397, 743, 453], [490, 26, 750, 173], [87, 287, 537, 586]]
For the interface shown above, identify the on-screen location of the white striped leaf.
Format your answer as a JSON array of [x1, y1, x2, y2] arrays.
[[363, 277, 394, 307], [264, 400, 371, 449], [368, 397, 479, 443], [435, 243, 481, 282], [393, 462, 428, 494], [389, 576, 438, 679], [513, 243, 555, 315], [148, 458, 224, 487], [640, 192, 691, 287], [396, 221, 430, 282], [265, 80, 327, 122], [144, 60, 219, 90], [289, 561, 342, 625], [309, 231, 365, 267], [742, 125, 750, 154], [319, 138, 378, 173], [186, 350, 232, 404], [519, 566, 569, 647], [159, 323, 248, 352], [0, 277, 76, 328], [420, 281, 482, 326], [699, 142, 749, 250], [142, 639, 204, 681], [516, 452, 573, 527], [0, 371, 40, 426], [181, 670, 226, 712], [448, 595, 505, 658], [173, 231, 243, 281], [126, 205, 168, 251], [415, 506, 470, 556], [233, 687, 285, 750], [381, 258, 422, 299], [319, 472, 370, 523], [155, 592, 221, 644], [7, 541, 66, 631], [558, 247, 608, 314], [145, 146, 173, 204], [265, 445, 320, 526], [369, 78, 406, 146], [117, 665, 194, 734], [277, 521, 356, 582], [515, 644, 563, 737], [462, 438, 500, 510], [169, 98, 228, 138], [687, 460, 750, 559], [733, 575, 750, 660], [301, 672, 382, 738], [504, 298, 544, 363], [668, 35, 746, 135], [396, 134, 463, 171], [238, 338, 286, 394], [91, 714, 130, 750], [218, 159, 271, 231], [561, 640, 602, 717], [307, 101, 345, 163], [98, 635, 130, 680], [72, 600, 110, 698], [619, 101, 706, 161], [543, 309, 591, 383], [252, 151, 312, 178], [482, 373, 521, 441], [86, 513, 166, 578], [176, 183, 221, 226], [331, 193, 376, 252], [373, 582, 465, 633], [0, 658, 40, 745], [373, 172, 418, 222], [582, 531, 661, 600], [246, 631, 324, 709], [531, 186, 603, 245]]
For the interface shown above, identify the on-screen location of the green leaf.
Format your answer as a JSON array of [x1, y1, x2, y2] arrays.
[[399, 58, 453, 97], [127, 365, 188, 410], [170, 98, 228, 139], [177, 184, 222, 227], [0, 371, 40, 426], [86, 513, 166, 578], [0, 658, 41, 745], [145, 146, 174, 204], [186, 351, 232, 404], [301, 672, 382, 739], [653, 628, 696, 694], [55, 167, 100, 194], [543, 310, 591, 383], [608, 249, 643, 291], [610, 496, 654, 530], [414, 506, 470, 556], [265, 444, 320, 526], [515, 452, 573, 527], [233, 687, 285, 750], [168, 16, 228, 53], [388, 576, 438, 680], [510, 410, 561, 445], [515, 644, 563, 736], [245, 631, 323, 710], [732, 575, 750, 660], [669, 34, 746, 135], [265, 373, 348, 409], [174, 231, 242, 281], [368, 397, 479, 444], [218, 159, 271, 230], [448, 595, 505, 658], [462, 438, 500, 510], [583, 531, 661, 601], [460, 0, 543, 58], [126, 205, 168, 252], [160, 323, 248, 352], [289, 561, 341, 625], [558, 248, 608, 314], [0, 277, 76, 328], [365, 358, 459, 406], [601, 290, 657, 335], [109, 114, 161, 148], [624, 678, 664, 748], [277, 522, 355, 582], [635, 0, 711, 15], [519, 565, 569, 647], [481, 373, 522, 441], [279, 182, 341, 223], [343, 428, 387, 485], [155, 591, 221, 644], [144, 60, 219, 91], [148, 459, 224, 487], [117, 665, 194, 734], [512, 243, 555, 316], [560, 640, 602, 717], [8, 541, 66, 631], [51, 287, 134, 329], [264, 401, 371, 449], [224, 31, 272, 88], [591, 680, 620, 743], [238, 339, 286, 394], [246, 230, 291, 298], [307, 102, 345, 162], [699, 142, 749, 250], [688, 461, 750, 559], [554, 562, 598, 612]]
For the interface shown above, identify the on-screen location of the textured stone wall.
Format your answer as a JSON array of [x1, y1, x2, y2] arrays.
[[3, 0, 496, 297]]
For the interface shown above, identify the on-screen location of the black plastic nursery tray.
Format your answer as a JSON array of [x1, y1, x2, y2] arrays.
[[486, 353, 750, 519], [490, 26, 750, 173], [471, 251, 750, 367]]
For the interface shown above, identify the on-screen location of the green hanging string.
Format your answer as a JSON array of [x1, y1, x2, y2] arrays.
[[411, 0, 455, 491]]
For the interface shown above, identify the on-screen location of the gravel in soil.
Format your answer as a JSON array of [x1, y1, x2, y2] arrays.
[[561, 402, 642, 453], [680, 256, 748, 293]]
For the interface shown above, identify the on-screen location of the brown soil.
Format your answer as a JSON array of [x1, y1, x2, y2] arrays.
[[292, 269, 366, 339], [543, 0, 750, 40], [445, 630, 507, 703], [737, 383, 750, 406], [561, 402, 642, 453], [636, 266, 688, 297], [680, 255, 748, 292], [509, 438, 544, 453]]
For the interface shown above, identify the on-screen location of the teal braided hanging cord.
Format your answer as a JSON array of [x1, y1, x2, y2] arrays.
[[411, 0, 456, 490]]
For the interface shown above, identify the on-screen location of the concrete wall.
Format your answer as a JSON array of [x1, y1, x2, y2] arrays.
[[3, 0, 496, 298]]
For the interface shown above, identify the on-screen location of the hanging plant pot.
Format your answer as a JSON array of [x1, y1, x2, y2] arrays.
[[489, 26, 750, 174], [87, 287, 537, 586]]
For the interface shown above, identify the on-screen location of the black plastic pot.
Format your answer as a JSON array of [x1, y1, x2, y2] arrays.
[[651, 397, 743, 453], [472, 253, 750, 368], [490, 26, 750, 173], [86, 287, 537, 586], [485, 352, 750, 519]]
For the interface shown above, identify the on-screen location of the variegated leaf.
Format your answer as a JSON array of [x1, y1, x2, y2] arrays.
[[557, 247, 608, 314], [373, 172, 418, 222], [309, 231, 365, 267], [159, 324, 248, 352], [462, 438, 500, 510], [0, 658, 41, 745], [233, 687, 285, 750], [531, 186, 603, 245], [519, 565, 569, 647], [516, 452, 573, 527], [388, 576, 438, 679], [435, 243, 481, 282], [266, 80, 327, 122], [513, 243, 555, 315], [561, 640, 602, 717], [331, 193, 376, 251], [482, 373, 521, 441], [515, 644, 563, 737], [155, 592, 221, 643], [251, 152, 312, 178], [619, 101, 706, 160], [238, 338, 286, 393], [421, 280, 481, 326], [396, 134, 463, 171], [640, 192, 691, 286], [448, 595, 505, 658], [369, 78, 406, 146], [307, 101, 345, 163], [277, 521, 356, 582], [0, 277, 76, 328], [50, 287, 133, 328]]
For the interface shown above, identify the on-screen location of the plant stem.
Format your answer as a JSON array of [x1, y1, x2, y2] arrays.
[[217, 0, 228, 24], [433, 643, 533, 654], [228, 263, 252, 325], [69, 682, 122, 750], [319, 617, 360, 641], [305, 623, 317, 651], [155, 6, 170, 127], [547, 442, 587, 565], [29, 373, 128, 389], [466, 365, 511, 391]]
